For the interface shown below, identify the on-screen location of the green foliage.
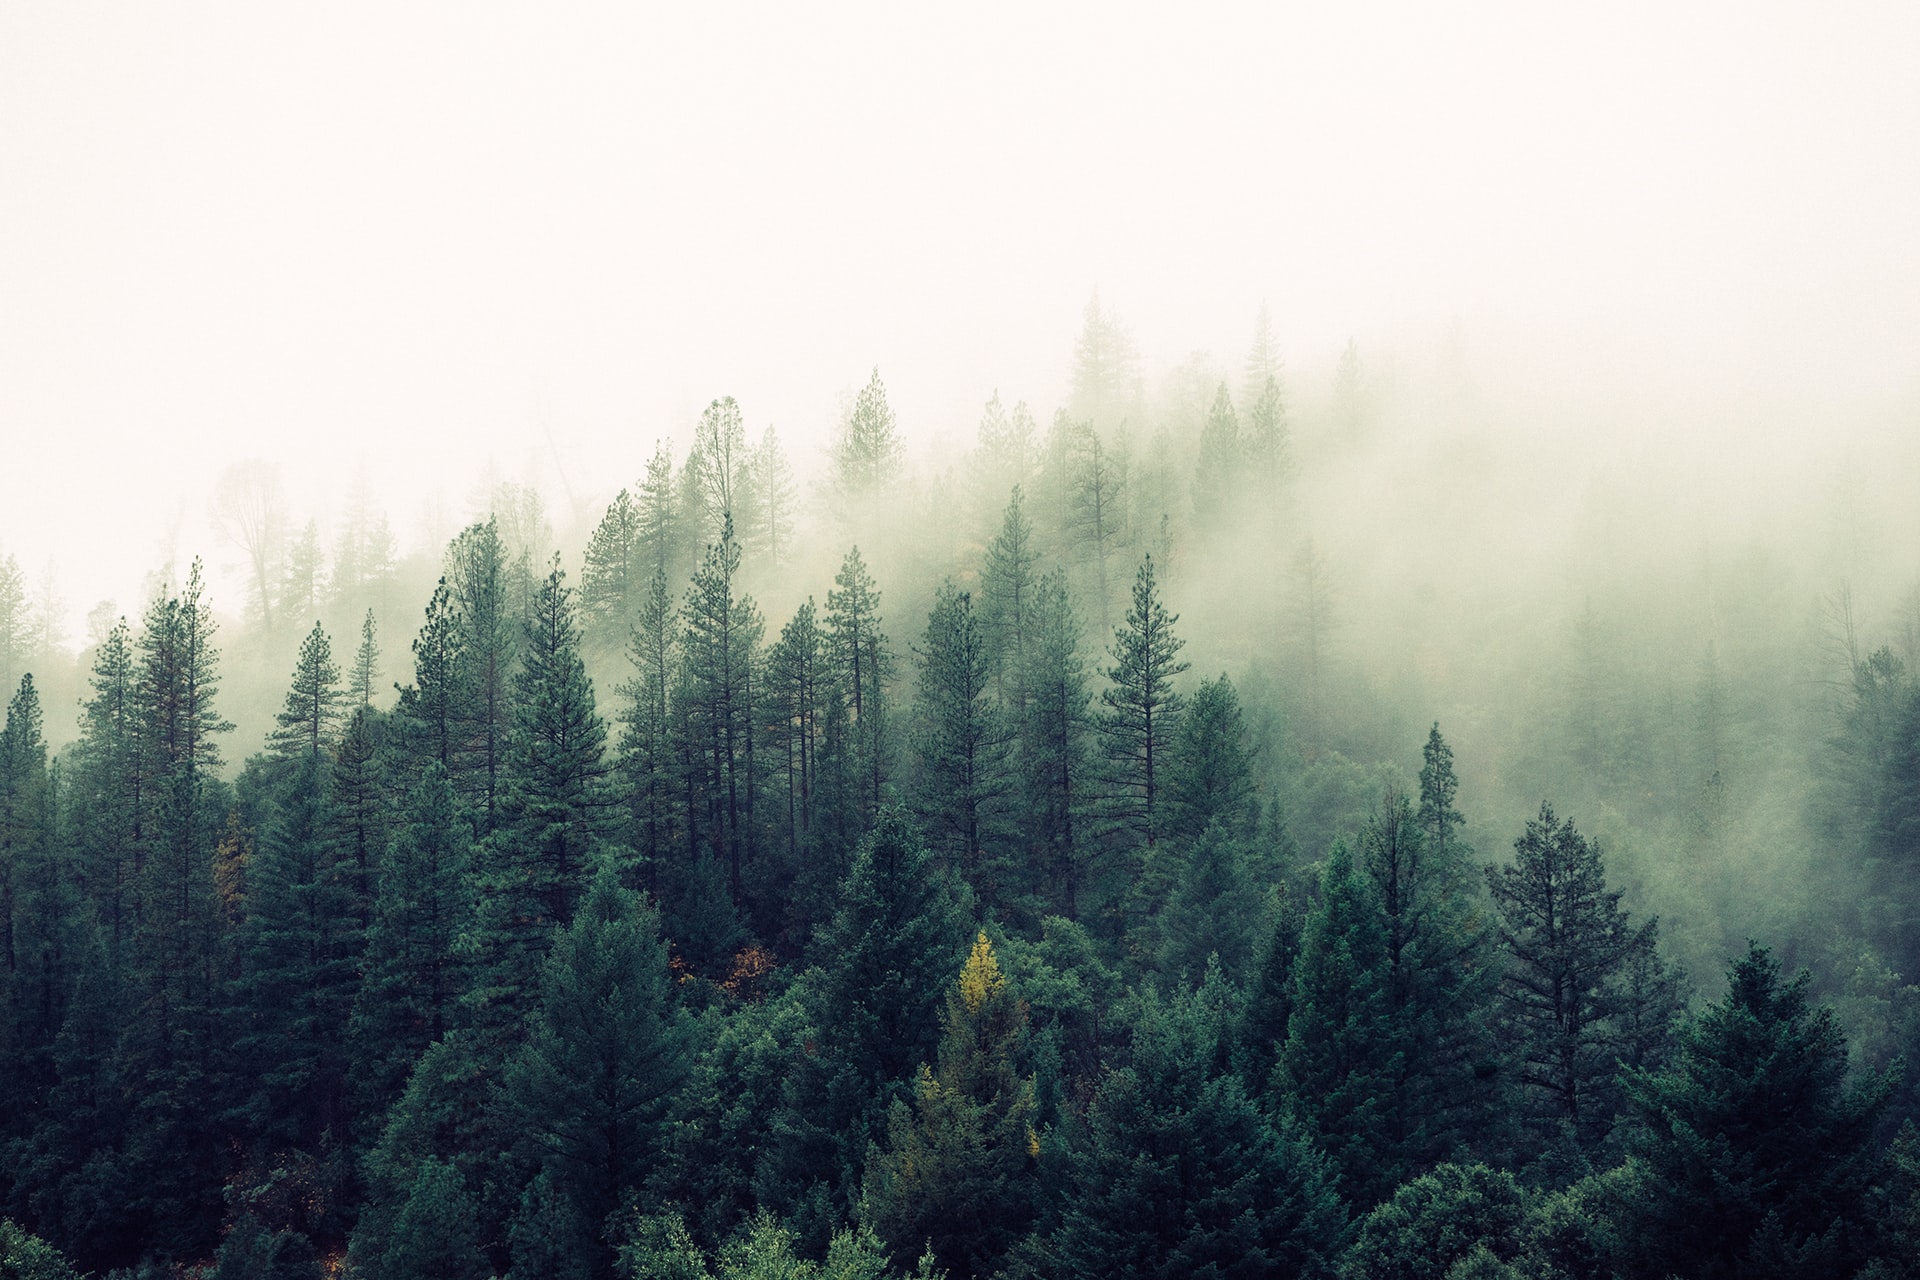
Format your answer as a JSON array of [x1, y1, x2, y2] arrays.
[[0, 1219, 82, 1280], [379, 1158, 487, 1280], [504, 866, 694, 1276], [911, 582, 1013, 895], [1051, 978, 1346, 1280], [863, 934, 1038, 1278], [1614, 943, 1896, 1280], [269, 621, 343, 762], [1100, 554, 1189, 851], [1014, 570, 1097, 921], [1340, 1163, 1529, 1280], [1280, 841, 1403, 1207], [1164, 674, 1257, 845]]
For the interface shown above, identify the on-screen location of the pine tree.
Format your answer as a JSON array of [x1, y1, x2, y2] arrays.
[[1051, 979, 1345, 1280], [348, 764, 475, 1129], [378, 1158, 487, 1280], [911, 582, 1013, 895], [1616, 944, 1896, 1280], [680, 516, 762, 905], [1417, 724, 1465, 867], [1486, 803, 1666, 1149], [1067, 292, 1140, 434], [280, 517, 326, 627], [766, 599, 830, 902], [230, 753, 359, 1149], [581, 488, 641, 646], [1100, 555, 1188, 850], [70, 618, 141, 961], [618, 566, 679, 886], [826, 547, 893, 826], [1163, 674, 1257, 844], [1191, 384, 1243, 520], [748, 426, 798, 568], [979, 487, 1038, 711], [689, 397, 754, 549], [500, 559, 615, 931], [0, 551, 29, 698], [394, 580, 465, 782], [1063, 423, 1129, 634], [350, 609, 381, 708], [503, 867, 693, 1280], [269, 621, 343, 762], [862, 933, 1038, 1279], [446, 519, 518, 833], [636, 441, 683, 585], [832, 368, 903, 501], [1016, 571, 1095, 920], [1279, 841, 1403, 1208]]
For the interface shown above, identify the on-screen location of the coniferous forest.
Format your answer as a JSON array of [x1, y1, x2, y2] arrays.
[[3, 311, 1920, 1280]]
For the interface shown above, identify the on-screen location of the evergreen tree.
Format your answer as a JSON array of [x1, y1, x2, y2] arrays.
[[618, 566, 678, 888], [1279, 841, 1403, 1208], [911, 582, 1013, 895], [395, 580, 465, 780], [689, 397, 754, 549], [1417, 725, 1465, 868], [862, 933, 1038, 1279], [581, 488, 642, 646], [350, 609, 381, 708], [230, 752, 358, 1150], [500, 559, 615, 930], [1017, 571, 1095, 920], [269, 621, 343, 762], [1192, 384, 1243, 520], [1156, 821, 1268, 987], [1067, 292, 1140, 434], [70, 618, 142, 960], [1100, 555, 1188, 850], [1614, 944, 1895, 1280], [747, 426, 797, 567], [1163, 674, 1257, 844], [766, 599, 830, 920], [979, 487, 1038, 711], [0, 553, 28, 700], [637, 441, 683, 584], [379, 1158, 487, 1280], [446, 519, 518, 833], [764, 811, 967, 1239], [330, 702, 387, 931], [348, 764, 475, 1130], [833, 368, 903, 502], [1486, 804, 1667, 1150], [1063, 423, 1129, 634], [1051, 979, 1345, 1280], [680, 516, 762, 905], [826, 547, 893, 826], [503, 868, 693, 1280], [280, 517, 326, 627]]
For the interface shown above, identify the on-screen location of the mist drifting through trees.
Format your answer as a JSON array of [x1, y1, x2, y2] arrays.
[[6, 4, 1920, 1277]]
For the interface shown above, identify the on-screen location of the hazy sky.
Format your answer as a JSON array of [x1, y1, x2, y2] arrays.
[[4, 2, 1918, 636]]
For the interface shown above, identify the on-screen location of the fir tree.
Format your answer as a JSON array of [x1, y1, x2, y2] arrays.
[[979, 486, 1039, 711], [833, 368, 903, 501], [826, 546, 892, 825], [350, 609, 381, 708], [618, 566, 678, 888], [395, 579, 465, 781], [1100, 555, 1188, 850], [1617, 944, 1896, 1280], [269, 621, 343, 762], [1192, 384, 1243, 520], [911, 582, 1013, 895], [1163, 673, 1257, 844], [1017, 571, 1095, 920], [581, 488, 642, 645], [503, 867, 693, 1280], [680, 516, 762, 905], [863, 933, 1038, 1279], [446, 519, 518, 833]]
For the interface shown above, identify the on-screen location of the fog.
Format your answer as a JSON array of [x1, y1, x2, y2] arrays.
[[4, 2, 1920, 987]]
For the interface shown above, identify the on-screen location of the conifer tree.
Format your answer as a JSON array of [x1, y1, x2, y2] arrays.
[[395, 580, 465, 784], [1486, 803, 1666, 1148], [331, 702, 388, 928], [863, 933, 1038, 1279], [281, 517, 326, 626], [637, 441, 682, 583], [270, 621, 343, 762], [379, 1158, 487, 1280], [748, 426, 797, 568], [1051, 978, 1344, 1279], [826, 546, 892, 825], [231, 752, 358, 1149], [1100, 555, 1188, 850], [1616, 944, 1895, 1280], [348, 764, 475, 1129], [833, 368, 903, 501], [1279, 841, 1403, 1208], [69, 618, 142, 961], [581, 488, 641, 645], [504, 867, 693, 1280], [446, 519, 518, 832], [1017, 571, 1095, 920], [1192, 384, 1243, 519], [618, 565, 679, 884], [350, 609, 381, 708], [680, 516, 762, 904], [766, 599, 829, 890], [0, 551, 28, 699], [912, 582, 1013, 894], [1163, 673, 1257, 844], [979, 486, 1038, 710], [689, 397, 754, 549], [500, 559, 615, 930]]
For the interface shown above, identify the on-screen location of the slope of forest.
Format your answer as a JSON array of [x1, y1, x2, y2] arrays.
[[0, 304, 1917, 1278]]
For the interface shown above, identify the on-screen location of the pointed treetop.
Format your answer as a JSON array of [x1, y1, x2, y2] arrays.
[[957, 931, 1005, 1017]]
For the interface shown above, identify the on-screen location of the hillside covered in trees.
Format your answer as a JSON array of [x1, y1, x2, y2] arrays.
[[1, 304, 1919, 1279]]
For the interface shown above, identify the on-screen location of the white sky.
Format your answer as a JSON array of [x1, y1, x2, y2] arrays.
[[3, 1, 1918, 636]]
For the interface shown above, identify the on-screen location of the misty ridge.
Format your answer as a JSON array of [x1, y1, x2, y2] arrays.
[[1, 294, 1919, 1278]]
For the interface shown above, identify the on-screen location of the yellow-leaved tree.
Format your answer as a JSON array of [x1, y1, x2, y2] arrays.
[[861, 932, 1038, 1280]]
